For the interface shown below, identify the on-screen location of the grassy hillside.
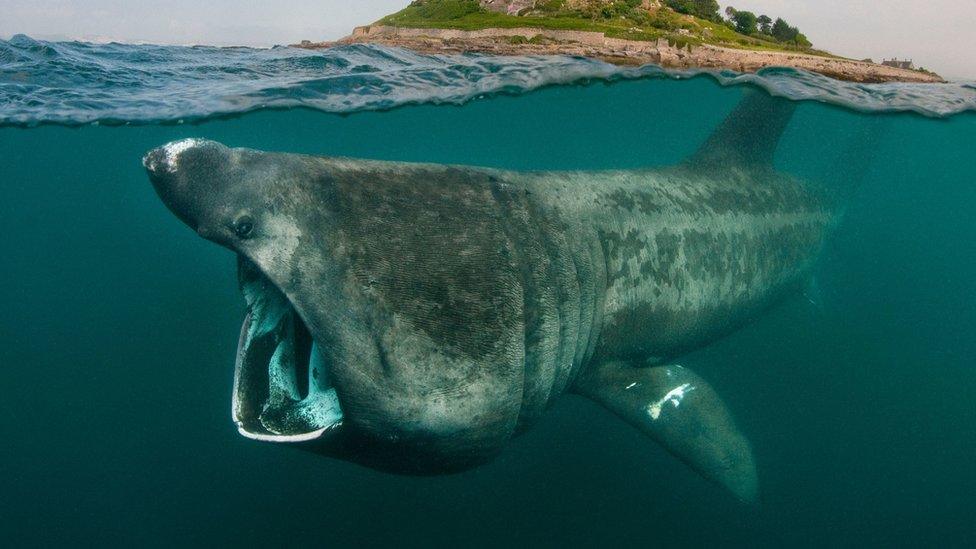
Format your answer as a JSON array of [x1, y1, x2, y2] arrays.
[[375, 0, 827, 54]]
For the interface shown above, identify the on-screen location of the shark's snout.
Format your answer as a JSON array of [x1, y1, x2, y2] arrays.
[[142, 147, 167, 175], [144, 139, 199, 201], [143, 146, 172, 199], [143, 138, 208, 176], [143, 138, 229, 231]]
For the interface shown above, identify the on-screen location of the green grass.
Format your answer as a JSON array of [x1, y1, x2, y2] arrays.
[[374, 0, 830, 56]]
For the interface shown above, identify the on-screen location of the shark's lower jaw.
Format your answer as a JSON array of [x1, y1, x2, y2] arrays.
[[232, 257, 343, 442]]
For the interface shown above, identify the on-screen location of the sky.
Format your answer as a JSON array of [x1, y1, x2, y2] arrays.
[[1, 0, 974, 80]]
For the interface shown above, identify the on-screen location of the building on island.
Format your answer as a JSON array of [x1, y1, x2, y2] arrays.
[[882, 58, 914, 70]]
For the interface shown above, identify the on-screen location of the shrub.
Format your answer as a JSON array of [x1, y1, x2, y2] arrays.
[[665, 0, 720, 21], [405, 0, 482, 20], [650, 9, 681, 31]]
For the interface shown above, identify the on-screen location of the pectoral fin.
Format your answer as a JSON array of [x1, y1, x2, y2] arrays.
[[575, 361, 758, 503]]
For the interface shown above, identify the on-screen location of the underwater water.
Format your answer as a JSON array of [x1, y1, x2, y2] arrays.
[[1, 35, 975, 547]]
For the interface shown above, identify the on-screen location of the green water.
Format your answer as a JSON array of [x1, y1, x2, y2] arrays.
[[1, 77, 974, 546]]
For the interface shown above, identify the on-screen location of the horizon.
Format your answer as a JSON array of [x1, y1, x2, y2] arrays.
[[2, 0, 974, 80]]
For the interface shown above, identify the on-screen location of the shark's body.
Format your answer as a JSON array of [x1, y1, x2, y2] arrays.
[[145, 92, 844, 502], [511, 162, 831, 369]]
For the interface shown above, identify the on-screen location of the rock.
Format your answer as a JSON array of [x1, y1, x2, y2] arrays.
[[480, 0, 536, 15]]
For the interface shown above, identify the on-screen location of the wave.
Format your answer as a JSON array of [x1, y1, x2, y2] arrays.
[[2, 34, 974, 127]]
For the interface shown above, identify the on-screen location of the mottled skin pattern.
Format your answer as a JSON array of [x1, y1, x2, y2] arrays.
[[532, 165, 833, 363], [145, 93, 837, 501]]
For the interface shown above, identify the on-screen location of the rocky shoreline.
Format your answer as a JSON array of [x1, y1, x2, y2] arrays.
[[297, 25, 945, 84]]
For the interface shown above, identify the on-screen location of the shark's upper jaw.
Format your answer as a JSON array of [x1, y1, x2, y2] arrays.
[[232, 257, 344, 443]]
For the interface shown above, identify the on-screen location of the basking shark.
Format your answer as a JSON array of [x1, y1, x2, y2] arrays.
[[145, 92, 843, 502]]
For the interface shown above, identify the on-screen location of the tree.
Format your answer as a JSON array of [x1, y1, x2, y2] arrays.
[[665, 0, 720, 21], [793, 31, 811, 48], [732, 10, 757, 35], [771, 17, 792, 41], [693, 0, 721, 20], [757, 14, 772, 34], [725, 6, 737, 19]]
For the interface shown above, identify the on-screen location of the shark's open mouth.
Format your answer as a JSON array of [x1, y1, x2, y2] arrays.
[[233, 257, 343, 442]]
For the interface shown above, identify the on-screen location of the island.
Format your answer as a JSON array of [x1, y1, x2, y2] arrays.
[[296, 0, 944, 84]]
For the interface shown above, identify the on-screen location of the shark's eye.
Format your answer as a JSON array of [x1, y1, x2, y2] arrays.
[[234, 216, 255, 239]]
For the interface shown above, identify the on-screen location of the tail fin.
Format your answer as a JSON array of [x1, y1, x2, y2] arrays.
[[686, 88, 797, 170]]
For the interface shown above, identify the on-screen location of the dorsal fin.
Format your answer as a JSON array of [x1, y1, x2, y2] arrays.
[[686, 89, 797, 170]]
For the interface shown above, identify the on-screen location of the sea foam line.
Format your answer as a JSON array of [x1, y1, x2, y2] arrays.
[[1, 35, 974, 127]]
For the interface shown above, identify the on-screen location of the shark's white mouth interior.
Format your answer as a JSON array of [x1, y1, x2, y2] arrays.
[[233, 257, 343, 442]]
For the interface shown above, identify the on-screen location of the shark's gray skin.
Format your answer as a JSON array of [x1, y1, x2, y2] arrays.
[[145, 92, 840, 502]]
